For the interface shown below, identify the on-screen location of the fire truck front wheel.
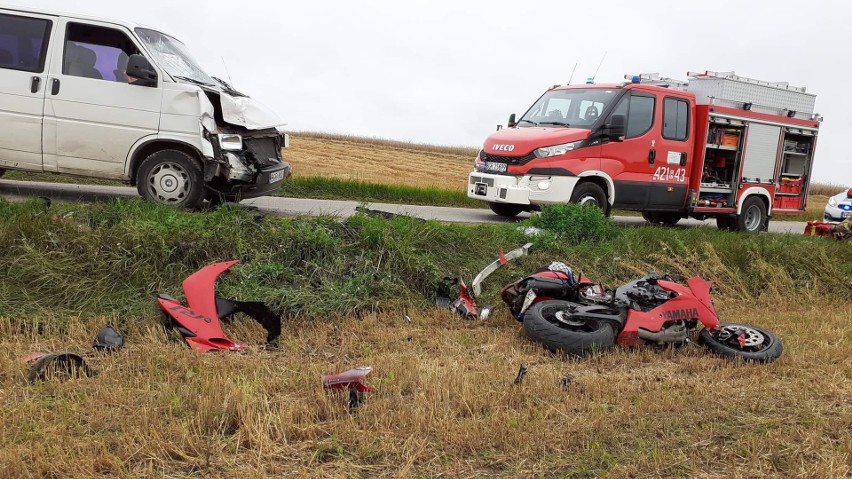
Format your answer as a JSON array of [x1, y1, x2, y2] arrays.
[[570, 182, 609, 216], [735, 196, 769, 232], [488, 202, 525, 218]]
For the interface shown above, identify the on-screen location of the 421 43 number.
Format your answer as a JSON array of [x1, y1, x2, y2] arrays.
[[653, 167, 687, 183]]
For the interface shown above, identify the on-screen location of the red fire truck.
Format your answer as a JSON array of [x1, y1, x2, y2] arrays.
[[467, 71, 822, 232]]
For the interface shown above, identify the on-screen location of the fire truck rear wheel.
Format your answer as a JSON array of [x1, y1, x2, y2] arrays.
[[570, 182, 607, 214], [735, 196, 768, 232], [488, 202, 525, 218]]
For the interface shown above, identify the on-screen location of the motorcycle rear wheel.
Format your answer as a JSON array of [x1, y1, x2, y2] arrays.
[[523, 300, 616, 356], [699, 323, 783, 362]]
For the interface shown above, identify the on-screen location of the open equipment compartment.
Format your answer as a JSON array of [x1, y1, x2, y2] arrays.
[[697, 116, 745, 209], [775, 127, 816, 210]]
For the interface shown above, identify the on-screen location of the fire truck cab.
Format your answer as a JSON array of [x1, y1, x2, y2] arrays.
[[467, 71, 822, 232]]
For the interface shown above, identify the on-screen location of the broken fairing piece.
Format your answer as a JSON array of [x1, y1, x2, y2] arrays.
[[93, 325, 124, 352], [562, 373, 575, 391], [322, 366, 373, 392], [23, 352, 96, 383], [322, 366, 373, 409], [156, 261, 282, 353], [471, 243, 533, 297]]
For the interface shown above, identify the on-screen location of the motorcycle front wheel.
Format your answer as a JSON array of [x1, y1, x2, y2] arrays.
[[523, 300, 616, 356], [699, 323, 783, 362]]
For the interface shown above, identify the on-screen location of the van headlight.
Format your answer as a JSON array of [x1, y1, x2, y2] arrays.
[[828, 197, 837, 207], [218, 134, 243, 151], [534, 141, 581, 158]]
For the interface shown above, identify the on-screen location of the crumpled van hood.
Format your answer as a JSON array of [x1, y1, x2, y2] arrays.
[[217, 91, 286, 131]]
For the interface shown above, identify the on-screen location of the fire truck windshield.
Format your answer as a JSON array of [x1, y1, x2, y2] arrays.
[[519, 88, 620, 128]]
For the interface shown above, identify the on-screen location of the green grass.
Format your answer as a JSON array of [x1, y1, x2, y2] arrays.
[[1, 197, 849, 323], [1, 198, 850, 477]]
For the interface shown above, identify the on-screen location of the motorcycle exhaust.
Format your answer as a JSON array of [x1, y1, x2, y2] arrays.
[[638, 324, 688, 345]]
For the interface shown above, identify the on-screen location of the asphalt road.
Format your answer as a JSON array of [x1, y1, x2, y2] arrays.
[[0, 179, 808, 234]]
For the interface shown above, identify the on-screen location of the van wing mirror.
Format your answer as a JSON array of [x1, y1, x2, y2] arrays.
[[126, 54, 158, 87], [508, 113, 517, 128], [606, 114, 626, 141]]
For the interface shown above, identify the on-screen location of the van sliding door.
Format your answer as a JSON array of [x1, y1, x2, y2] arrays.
[[0, 12, 56, 172]]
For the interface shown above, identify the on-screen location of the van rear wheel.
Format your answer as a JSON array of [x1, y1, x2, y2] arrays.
[[136, 150, 205, 209], [0, 168, 5, 178]]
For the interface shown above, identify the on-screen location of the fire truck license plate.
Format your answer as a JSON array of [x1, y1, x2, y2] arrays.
[[269, 170, 285, 183], [485, 162, 507, 172]]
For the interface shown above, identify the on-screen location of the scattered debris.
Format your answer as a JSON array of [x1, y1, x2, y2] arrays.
[[471, 243, 533, 297], [404, 315, 412, 324], [513, 364, 528, 385], [479, 305, 492, 320], [355, 206, 424, 222], [24, 352, 96, 383], [93, 325, 124, 352], [322, 366, 373, 409], [518, 226, 543, 236], [436, 277, 481, 320], [561, 373, 575, 391], [156, 261, 282, 353]]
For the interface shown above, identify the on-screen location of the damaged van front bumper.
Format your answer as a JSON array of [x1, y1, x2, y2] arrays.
[[204, 131, 291, 200]]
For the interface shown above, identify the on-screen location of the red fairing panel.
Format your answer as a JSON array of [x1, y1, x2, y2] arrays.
[[157, 260, 246, 353], [183, 260, 239, 320], [156, 297, 245, 352]]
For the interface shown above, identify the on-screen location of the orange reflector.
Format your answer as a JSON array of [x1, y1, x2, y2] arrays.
[[667, 187, 674, 192]]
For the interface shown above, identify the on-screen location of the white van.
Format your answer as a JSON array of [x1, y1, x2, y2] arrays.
[[0, 6, 291, 208]]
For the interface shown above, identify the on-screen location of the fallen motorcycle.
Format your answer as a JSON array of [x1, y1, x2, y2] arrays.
[[501, 263, 783, 362]]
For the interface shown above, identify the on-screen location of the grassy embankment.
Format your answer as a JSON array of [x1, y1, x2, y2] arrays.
[[4, 131, 846, 218], [0, 197, 850, 477]]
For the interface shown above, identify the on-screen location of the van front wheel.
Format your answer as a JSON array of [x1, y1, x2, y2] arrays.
[[136, 150, 205, 209]]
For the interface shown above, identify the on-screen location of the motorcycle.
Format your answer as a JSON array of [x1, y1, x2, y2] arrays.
[[501, 262, 783, 362]]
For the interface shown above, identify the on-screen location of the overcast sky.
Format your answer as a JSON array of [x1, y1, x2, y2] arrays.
[[21, 0, 852, 185]]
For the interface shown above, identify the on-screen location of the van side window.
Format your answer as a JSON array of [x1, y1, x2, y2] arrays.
[[64, 22, 140, 82], [0, 14, 52, 73], [663, 97, 689, 141]]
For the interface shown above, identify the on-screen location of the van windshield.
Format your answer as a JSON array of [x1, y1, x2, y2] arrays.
[[135, 27, 215, 86], [519, 88, 621, 128]]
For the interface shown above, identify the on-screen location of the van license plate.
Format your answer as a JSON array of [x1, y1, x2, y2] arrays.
[[269, 170, 285, 183], [843, 211, 852, 218], [485, 162, 507, 172]]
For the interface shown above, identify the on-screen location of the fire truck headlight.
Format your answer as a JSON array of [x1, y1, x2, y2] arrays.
[[534, 141, 580, 158]]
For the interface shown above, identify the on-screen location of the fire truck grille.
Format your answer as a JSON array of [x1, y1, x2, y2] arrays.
[[480, 151, 537, 165]]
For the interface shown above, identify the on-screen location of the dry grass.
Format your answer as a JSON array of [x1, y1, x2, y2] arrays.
[[809, 182, 850, 197], [286, 132, 477, 189], [1, 298, 850, 478]]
